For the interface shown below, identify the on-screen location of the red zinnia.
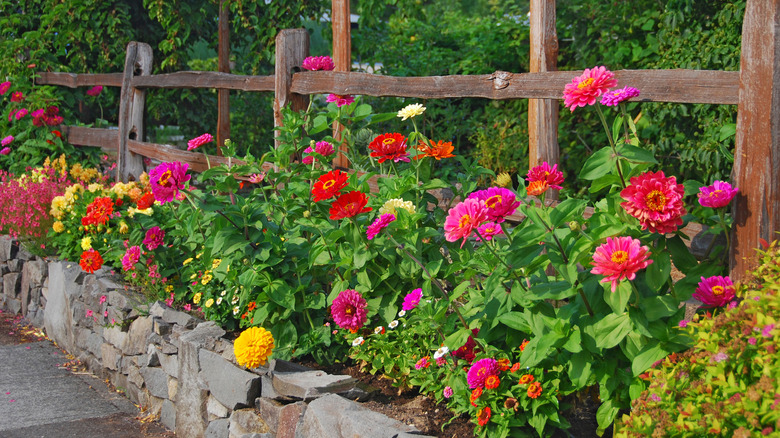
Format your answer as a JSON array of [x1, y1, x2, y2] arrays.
[[470, 387, 483, 407], [329, 191, 372, 220], [369, 133, 410, 164], [484, 375, 500, 389], [79, 249, 103, 273], [620, 170, 686, 234], [477, 407, 491, 426], [136, 192, 155, 210], [527, 381, 543, 399], [312, 170, 349, 202], [84, 197, 114, 226]]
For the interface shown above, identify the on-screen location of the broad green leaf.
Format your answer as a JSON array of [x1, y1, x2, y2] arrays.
[[631, 341, 668, 376], [618, 144, 658, 164], [646, 249, 671, 292], [592, 313, 632, 349], [596, 399, 620, 435], [580, 147, 616, 180], [603, 281, 631, 314], [568, 351, 593, 389], [562, 327, 583, 353], [550, 198, 587, 229], [640, 295, 679, 321], [667, 235, 698, 271], [498, 311, 529, 332], [444, 327, 473, 352], [527, 281, 578, 300], [309, 115, 329, 134]]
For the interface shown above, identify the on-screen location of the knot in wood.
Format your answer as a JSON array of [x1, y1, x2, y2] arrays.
[[489, 71, 513, 90]]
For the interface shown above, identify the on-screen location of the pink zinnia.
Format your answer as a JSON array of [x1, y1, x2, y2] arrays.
[[443, 386, 453, 398], [563, 66, 618, 112], [11, 91, 24, 103], [302, 142, 333, 164], [331, 289, 368, 332], [467, 358, 499, 389], [620, 170, 686, 234], [249, 172, 266, 184], [366, 213, 395, 240], [475, 221, 504, 242], [0, 81, 10, 95], [591, 236, 653, 292], [693, 276, 735, 307], [402, 288, 422, 311], [301, 55, 335, 71], [444, 198, 489, 247], [467, 187, 520, 223], [415, 356, 430, 370], [143, 226, 165, 250], [149, 161, 191, 204], [187, 133, 213, 151], [122, 245, 141, 271], [526, 162, 565, 190], [0, 147, 10, 156], [600, 86, 641, 107], [1, 136, 13, 147], [14, 108, 28, 120], [326, 94, 355, 108], [698, 181, 738, 208], [86, 85, 103, 97]]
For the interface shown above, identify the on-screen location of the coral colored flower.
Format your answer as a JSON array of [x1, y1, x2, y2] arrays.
[[467, 358, 499, 389], [496, 358, 511, 371], [510, 363, 521, 373], [143, 226, 165, 250], [470, 387, 483, 406], [601, 86, 640, 106], [444, 198, 489, 247], [415, 356, 430, 370], [563, 66, 618, 111], [443, 386, 453, 398], [0, 82, 10, 95], [591, 236, 653, 292], [10, 91, 24, 102], [366, 213, 395, 240], [149, 161, 191, 204], [520, 339, 530, 351], [86, 85, 103, 97], [379, 198, 416, 216], [527, 381, 543, 399], [526, 162, 565, 190], [83, 197, 114, 226], [526, 180, 548, 197], [122, 246, 141, 271], [620, 170, 686, 234], [468, 187, 520, 223], [402, 288, 422, 311], [693, 276, 735, 307], [484, 375, 500, 389], [326, 94, 354, 107], [331, 289, 368, 331], [369, 133, 410, 163], [187, 133, 213, 151], [397, 103, 426, 121], [1, 136, 13, 147], [698, 181, 739, 208], [136, 192, 155, 210], [312, 169, 349, 202], [329, 191, 372, 220], [79, 249, 103, 273], [301, 55, 335, 71], [477, 407, 491, 426], [415, 139, 455, 160], [234, 326, 275, 368], [248, 172, 266, 184], [475, 221, 504, 242], [519, 374, 534, 385]]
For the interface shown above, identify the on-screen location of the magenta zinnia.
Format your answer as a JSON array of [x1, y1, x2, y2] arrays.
[[620, 170, 686, 234], [149, 161, 191, 204], [122, 245, 141, 271], [562, 66, 618, 112], [444, 198, 489, 247], [326, 94, 355, 107], [0, 81, 10, 95], [187, 133, 214, 151], [402, 288, 422, 311], [693, 276, 735, 307], [301, 55, 335, 71], [591, 236, 653, 292], [143, 226, 165, 250], [366, 213, 395, 240], [331, 289, 368, 332], [526, 162, 565, 190], [467, 187, 521, 223], [467, 358, 499, 389], [475, 221, 504, 242], [86, 85, 103, 97], [698, 181, 738, 208], [601, 86, 640, 106]]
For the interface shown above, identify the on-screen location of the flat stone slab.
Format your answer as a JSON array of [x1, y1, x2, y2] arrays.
[[272, 371, 356, 401]]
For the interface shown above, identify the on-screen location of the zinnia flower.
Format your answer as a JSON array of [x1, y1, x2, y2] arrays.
[[477, 407, 491, 426], [397, 103, 426, 121], [402, 288, 422, 311], [444, 198, 489, 247], [467, 358, 499, 389], [519, 374, 534, 384], [526, 162, 565, 190], [234, 326, 275, 368], [83, 197, 114, 226], [467, 187, 521, 223], [1, 136, 13, 147], [484, 375, 500, 389], [620, 170, 686, 234], [351, 336, 365, 347], [0, 147, 10, 156], [187, 133, 213, 151], [11, 91, 24, 102], [331, 289, 368, 331], [415, 356, 430, 370], [601, 86, 640, 106], [379, 198, 416, 216], [122, 246, 141, 271], [0, 81, 10, 95], [470, 387, 483, 406], [329, 191, 372, 220], [86, 85, 103, 97], [79, 249, 103, 273], [495, 172, 512, 188], [693, 276, 735, 307], [14, 108, 28, 120], [443, 386, 453, 398], [143, 226, 165, 250], [249, 172, 266, 184], [312, 169, 349, 202], [415, 139, 455, 160], [136, 192, 155, 210], [591, 236, 653, 292], [562, 66, 618, 111], [301, 55, 335, 71], [454, 329, 479, 363], [80, 237, 92, 251], [698, 181, 739, 208], [326, 94, 355, 107], [475, 222, 504, 242], [527, 381, 543, 399], [369, 133, 410, 163], [366, 213, 396, 240], [433, 346, 449, 360], [149, 161, 191, 204]]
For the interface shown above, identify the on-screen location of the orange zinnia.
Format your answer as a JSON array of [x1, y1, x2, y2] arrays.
[[496, 358, 511, 371], [527, 381, 543, 399], [484, 375, 500, 390], [79, 249, 103, 273], [477, 407, 491, 426], [415, 139, 455, 160], [519, 374, 534, 385], [470, 387, 483, 407]]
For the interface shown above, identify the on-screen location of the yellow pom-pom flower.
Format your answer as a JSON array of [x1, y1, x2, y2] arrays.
[[379, 198, 416, 216], [193, 292, 202, 304], [80, 237, 92, 250], [234, 327, 275, 369], [52, 221, 65, 233], [495, 172, 512, 188]]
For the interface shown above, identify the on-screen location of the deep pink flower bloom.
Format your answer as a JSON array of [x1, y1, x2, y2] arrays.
[[678, 320, 688, 328], [248, 172, 266, 184], [14, 108, 28, 120], [698, 181, 738, 208], [99, 295, 107, 304], [475, 221, 504, 242], [301, 56, 335, 71], [526, 162, 565, 190], [187, 133, 214, 151], [562, 66, 618, 111], [302, 141, 334, 164], [331, 289, 368, 332], [366, 213, 395, 240], [591, 236, 653, 292], [693, 276, 735, 307], [10, 91, 24, 103], [31, 109, 44, 119], [0, 147, 10, 156], [444, 198, 489, 247], [326, 94, 355, 108], [415, 356, 430, 370], [143, 226, 165, 250], [762, 324, 775, 337], [748, 337, 757, 345], [402, 288, 422, 311], [301, 146, 316, 165], [0, 82, 10, 95], [122, 246, 141, 271], [600, 86, 641, 106], [620, 170, 686, 234], [1, 136, 13, 147], [86, 85, 103, 97], [443, 386, 453, 398], [467, 187, 521, 223], [467, 358, 499, 389], [86, 309, 94, 318], [149, 161, 191, 204]]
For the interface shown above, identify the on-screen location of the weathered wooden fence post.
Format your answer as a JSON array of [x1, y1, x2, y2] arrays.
[[731, 0, 780, 280], [332, 0, 352, 168], [217, 0, 230, 155], [117, 41, 152, 182], [274, 29, 310, 149]]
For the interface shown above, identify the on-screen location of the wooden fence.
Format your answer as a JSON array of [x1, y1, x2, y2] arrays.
[[35, 0, 779, 282]]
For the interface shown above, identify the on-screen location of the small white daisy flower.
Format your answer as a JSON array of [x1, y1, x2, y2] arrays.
[[389, 320, 399, 329], [352, 337, 365, 347], [433, 346, 450, 359]]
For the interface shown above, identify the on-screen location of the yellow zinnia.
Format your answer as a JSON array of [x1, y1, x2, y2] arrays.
[[201, 271, 213, 285], [204, 298, 214, 308], [193, 292, 202, 304], [80, 237, 92, 250], [234, 327, 275, 369], [52, 221, 65, 233], [379, 198, 416, 216]]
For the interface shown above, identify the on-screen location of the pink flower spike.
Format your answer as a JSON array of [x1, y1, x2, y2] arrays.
[[444, 198, 489, 247], [187, 133, 214, 151], [591, 236, 653, 292], [301, 55, 335, 71], [600, 86, 641, 106], [402, 288, 422, 311], [86, 85, 103, 97], [698, 180, 738, 208], [366, 214, 396, 240], [562, 66, 618, 111], [526, 162, 565, 190], [326, 94, 355, 108]]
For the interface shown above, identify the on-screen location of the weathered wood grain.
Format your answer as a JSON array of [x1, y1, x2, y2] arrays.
[[290, 69, 739, 104], [331, 0, 352, 168], [131, 72, 274, 91], [36, 72, 123, 88], [216, 0, 230, 155], [60, 126, 118, 150], [274, 29, 310, 148], [117, 42, 152, 182]]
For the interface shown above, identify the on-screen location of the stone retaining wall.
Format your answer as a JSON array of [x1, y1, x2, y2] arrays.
[[0, 237, 431, 438]]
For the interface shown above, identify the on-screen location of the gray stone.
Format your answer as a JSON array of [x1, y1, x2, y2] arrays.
[[229, 408, 269, 438], [140, 366, 170, 399], [153, 317, 172, 335], [272, 371, 356, 401], [148, 301, 167, 318], [200, 349, 260, 409], [268, 359, 311, 373], [25, 259, 47, 286], [168, 377, 178, 401], [176, 328, 209, 437], [7, 298, 21, 315], [98, 276, 123, 291], [125, 316, 153, 355], [87, 332, 104, 356], [162, 307, 198, 328], [261, 375, 293, 401], [0, 264, 7, 277], [160, 340, 178, 355], [207, 394, 230, 420], [81, 275, 108, 308], [103, 325, 128, 351], [43, 263, 78, 352], [206, 418, 230, 438], [74, 327, 91, 351], [147, 332, 163, 346], [101, 343, 122, 370], [15, 245, 33, 260], [127, 365, 145, 388], [158, 352, 178, 378], [146, 344, 160, 367], [4, 272, 20, 298], [0, 237, 17, 262], [161, 399, 176, 431], [256, 398, 306, 436], [6, 259, 22, 272], [296, 394, 423, 438], [180, 321, 226, 349]]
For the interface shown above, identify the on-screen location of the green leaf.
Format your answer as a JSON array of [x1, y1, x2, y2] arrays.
[[667, 235, 698, 271], [603, 281, 631, 314], [520, 330, 564, 368], [550, 198, 587, 229], [719, 123, 736, 141], [596, 399, 620, 435], [309, 115, 329, 134], [444, 327, 473, 352], [568, 351, 593, 389], [580, 147, 616, 180], [645, 250, 671, 292], [592, 313, 632, 349], [617, 144, 658, 164], [270, 320, 298, 360], [367, 112, 397, 124], [527, 281, 578, 300], [562, 327, 583, 353], [631, 341, 668, 376], [498, 311, 529, 332], [639, 295, 679, 321]]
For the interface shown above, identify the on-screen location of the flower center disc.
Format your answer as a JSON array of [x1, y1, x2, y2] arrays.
[[578, 77, 595, 89], [611, 250, 629, 264], [459, 214, 472, 229], [322, 179, 335, 190], [345, 306, 354, 315], [159, 170, 173, 187], [645, 190, 667, 211], [485, 195, 502, 209], [712, 285, 724, 296], [382, 138, 395, 145]]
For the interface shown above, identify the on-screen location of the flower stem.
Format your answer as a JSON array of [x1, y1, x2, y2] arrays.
[[717, 209, 731, 262], [576, 286, 595, 317], [499, 222, 514, 245], [595, 105, 627, 189]]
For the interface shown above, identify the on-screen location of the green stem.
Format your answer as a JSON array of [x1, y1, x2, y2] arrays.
[[630, 281, 642, 305], [577, 286, 595, 317], [717, 209, 731, 260], [619, 103, 632, 143], [595, 105, 627, 189], [499, 221, 513, 245]]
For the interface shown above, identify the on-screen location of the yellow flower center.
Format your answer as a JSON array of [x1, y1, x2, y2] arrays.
[[383, 137, 395, 145], [459, 214, 472, 229], [322, 179, 335, 190], [345, 306, 354, 315], [645, 190, 667, 212], [158, 170, 173, 187], [712, 285, 724, 296], [611, 250, 629, 264], [477, 368, 486, 377], [577, 77, 595, 89], [485, 194, 502, 209]]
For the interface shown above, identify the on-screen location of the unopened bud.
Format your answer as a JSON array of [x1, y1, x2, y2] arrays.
[[568, 221, 581, 232]]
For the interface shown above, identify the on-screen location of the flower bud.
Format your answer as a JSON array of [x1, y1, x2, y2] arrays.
[[568, 221, 581, 232]]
